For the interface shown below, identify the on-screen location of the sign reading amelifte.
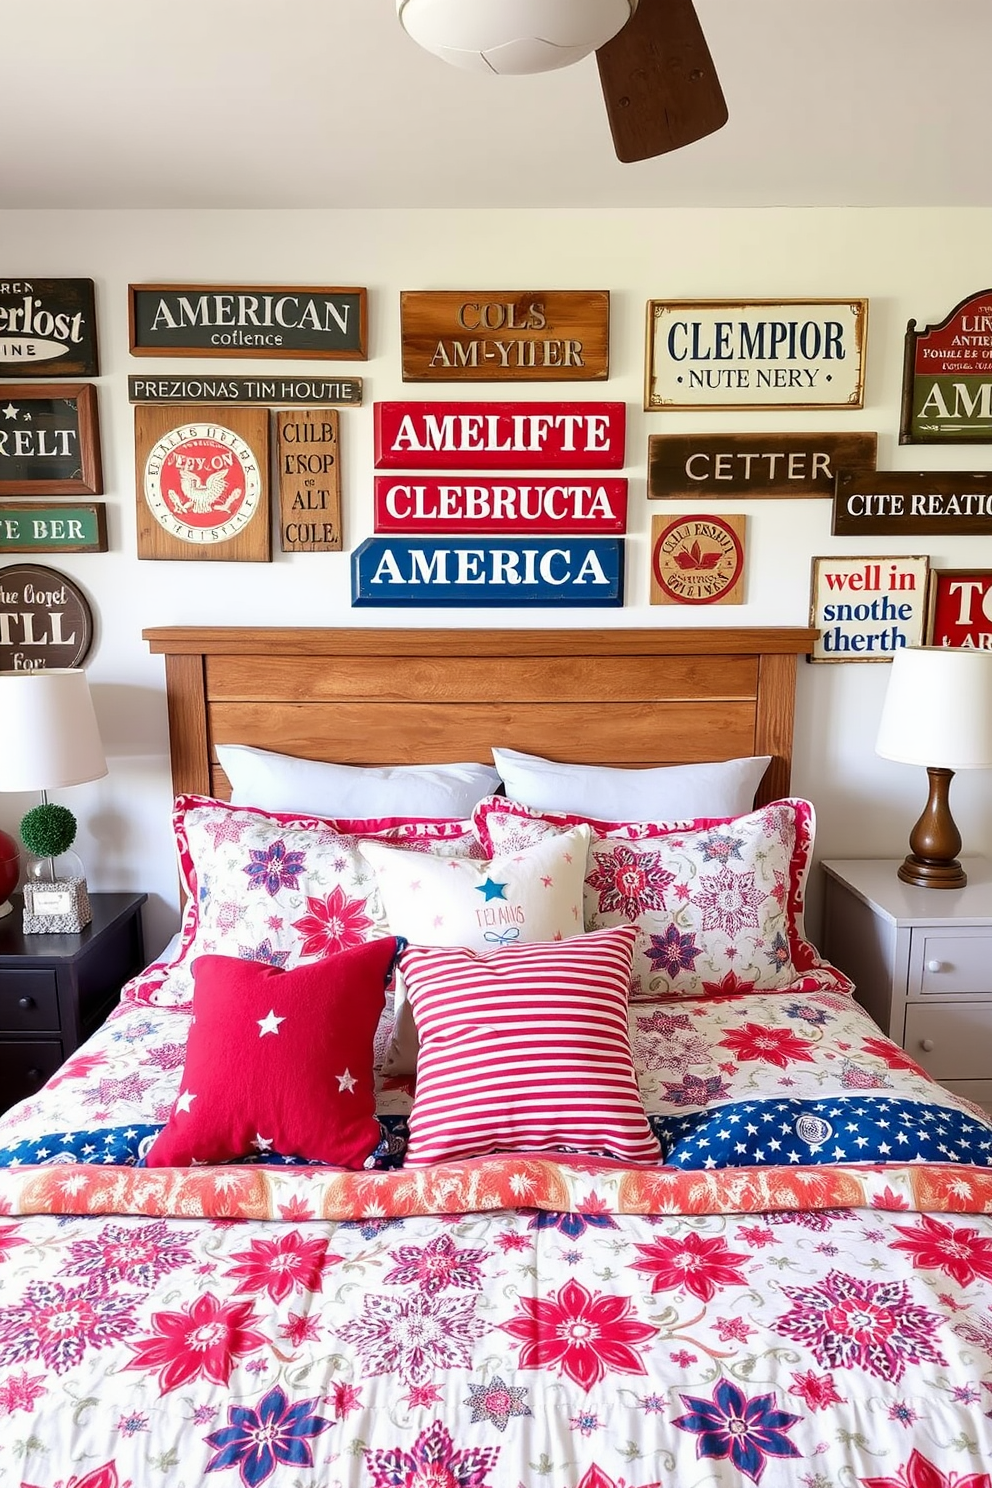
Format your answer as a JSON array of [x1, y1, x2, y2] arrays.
[[809, 555, 929, 662], [374, 402, 625, 469], [648, 431, 877, 499], [645, 299, 867, 410], [0, 278, 98, 377], [400, 291, 609, 381], [128, 374, 363, 405], [352, 537, 624, 607], [0, 503, 107, 553], [129, 284, 367, 359], [374, 477, 627, 534], [901, 289, 992, 442], [833, 471, 992, 535]]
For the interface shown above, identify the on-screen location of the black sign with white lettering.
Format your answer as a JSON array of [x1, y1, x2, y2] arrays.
[[0, 279, 98, 378], [0, 563, 94, 670], [129, 284, 367, 359], [833, 472, 992, 535], [0, 384, 102, 496], [128, 374, 363, 405]]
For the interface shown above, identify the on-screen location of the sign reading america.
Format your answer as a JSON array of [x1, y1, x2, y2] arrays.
[[374, 401, 625, 470], [352, 537, 624, 607]]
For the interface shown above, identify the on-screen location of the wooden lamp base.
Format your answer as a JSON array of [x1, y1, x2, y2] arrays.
[[897, 766, 967, 890]]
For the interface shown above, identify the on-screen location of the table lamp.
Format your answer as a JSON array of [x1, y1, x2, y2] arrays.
[[0, 669, 108, 931], [875, 645, 992, 889]]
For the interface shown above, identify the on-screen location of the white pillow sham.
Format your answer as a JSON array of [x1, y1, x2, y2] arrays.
[[217, 743, 500, 819], [491, 747, 771, 819]]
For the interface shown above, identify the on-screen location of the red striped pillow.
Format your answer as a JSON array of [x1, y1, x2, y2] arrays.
[[400, 924, 659, 1167]]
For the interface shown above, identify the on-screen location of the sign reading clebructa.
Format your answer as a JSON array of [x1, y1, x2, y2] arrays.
[[374, 477, 627, 534]]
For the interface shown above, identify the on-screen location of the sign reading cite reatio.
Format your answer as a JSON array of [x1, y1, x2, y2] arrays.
[[128, 284, 367, 360], [833, 471, 992, 535]]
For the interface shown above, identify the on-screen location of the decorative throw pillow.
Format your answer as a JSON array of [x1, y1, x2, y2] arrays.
[[145, 939, 399, 1168], [125, 796, 483, 1010], [475, 797, 852, 1002], [492, 747, 771, 819], [400, 925, 659, 1167]]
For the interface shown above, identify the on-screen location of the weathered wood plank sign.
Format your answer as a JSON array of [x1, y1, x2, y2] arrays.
[[833, 471, 992, 535], [400, 291, 609, 382], [0, 503, 107, 553], [0, 563, 94, 670], [374, 402, 626, 469], [129, 284, 367, 359], [648, 431, 877, 499], [650, 514, 746, 606], [809, 555, 929, 662], [926, 569, 992, 649], [0, 278, 98, 377], [645, 299, 867, 410], [277, 409, 341, 552], [900, 289, 992, 443], [352, 537, 624, 607], [128, 374, 363, 405], [0, 384, 102, 496], [135, 405, 270, 562], [374, 477, 627, 534]]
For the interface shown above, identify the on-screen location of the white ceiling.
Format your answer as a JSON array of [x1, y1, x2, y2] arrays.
[[2, 0, 989, 210]]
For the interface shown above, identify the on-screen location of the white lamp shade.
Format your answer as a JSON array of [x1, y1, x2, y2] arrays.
[[876, 646, 992, 770], [0, 669, 108, 792]]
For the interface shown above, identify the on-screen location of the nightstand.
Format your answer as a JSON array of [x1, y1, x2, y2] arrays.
[[821, 858, 992, 1109], [0, 891, 147, 1114]]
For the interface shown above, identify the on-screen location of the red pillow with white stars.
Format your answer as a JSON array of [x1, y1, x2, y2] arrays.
[[144, 938, 399, 1169]]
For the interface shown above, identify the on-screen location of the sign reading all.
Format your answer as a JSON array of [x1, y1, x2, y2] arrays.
[[374, 477, 627, 534], [128, 374, 363, 406], [129, 284, 367, 359], [352, 537, 624, 608], [645, 299, 867, 410], [927, 569, 992, 650], [0, 503, 107, 554], [810, 555, 929, 662], [833, 472, 992, 536], [374, 402, 625, 470], [0, 562, 93, 670], [0, 279, 98, 377], [648, 432, 877, 499], [901, 289, 992, 442], [400, 291, 609, 382]]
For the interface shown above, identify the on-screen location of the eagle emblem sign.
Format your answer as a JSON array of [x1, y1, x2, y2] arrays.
[[143, 422, 263, 547]]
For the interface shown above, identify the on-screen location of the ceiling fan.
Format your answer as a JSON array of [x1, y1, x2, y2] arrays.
[[395, 0, 728, 163]]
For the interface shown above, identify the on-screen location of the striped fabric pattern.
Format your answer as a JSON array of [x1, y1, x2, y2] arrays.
[[400, 924, 660, 1168]]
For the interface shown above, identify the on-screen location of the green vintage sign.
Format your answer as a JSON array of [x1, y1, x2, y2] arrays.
[[0, 503, 107, 552], [901, 289, 992, 442]]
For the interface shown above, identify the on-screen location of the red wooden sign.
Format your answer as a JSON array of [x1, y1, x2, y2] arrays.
[[374, 401, 626, 470], [927, 568, 992, 649], [373, 476, 627, 534]]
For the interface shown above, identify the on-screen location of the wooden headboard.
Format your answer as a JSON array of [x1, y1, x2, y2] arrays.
[[142, 626, 816, 807]]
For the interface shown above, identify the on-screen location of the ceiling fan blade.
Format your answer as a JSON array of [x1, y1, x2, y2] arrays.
[[596, 0, 728, 163]]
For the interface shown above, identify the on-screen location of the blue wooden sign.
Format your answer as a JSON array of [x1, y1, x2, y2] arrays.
[[352, 537, 624, 608]]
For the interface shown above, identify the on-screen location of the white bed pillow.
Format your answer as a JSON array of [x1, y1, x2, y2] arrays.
[[491, 747, 771, 819], [218, 743, 500, 819]]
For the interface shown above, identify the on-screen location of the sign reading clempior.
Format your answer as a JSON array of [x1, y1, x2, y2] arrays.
[[833, 472, 992, 535], [374, 402, 625, 470], [129, 284, 367, 359], [351, 537, 624, 607]]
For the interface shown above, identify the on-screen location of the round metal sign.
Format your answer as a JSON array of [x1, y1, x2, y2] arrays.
[[0, 563, 94, 672]]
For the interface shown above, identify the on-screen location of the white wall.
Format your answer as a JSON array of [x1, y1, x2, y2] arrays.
[[1, 207, 990, 954]]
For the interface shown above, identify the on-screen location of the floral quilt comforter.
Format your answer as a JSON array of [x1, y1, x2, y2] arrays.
[[1, 986, 992, 1488]]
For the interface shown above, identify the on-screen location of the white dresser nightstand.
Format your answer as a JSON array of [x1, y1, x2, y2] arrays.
[[821, 858, 992, 1110]]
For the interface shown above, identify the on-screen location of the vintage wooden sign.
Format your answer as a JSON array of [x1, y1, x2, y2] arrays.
[[645, 299, 867, 411], [374, 401, 625, 470], [833, 471, 992, 536], [648, 431, 877, 500], [128, 374, 363, 406], [901, 289, 992, 443], [277, 409, 341, 552], [650, 514, 746, 606], [352, 537, 624, 608], [809, 555, 929, 662], [400, 291, 609, 382], [135, 405, 270, 563], [0, 384, 102, 496], [0, 503, 107, 554], [374, 477, 627, 534], [129, 284, 367, 360], [0, 278, 98, 378], [926, 569, 992, 650], [0, 563, 94, 670]]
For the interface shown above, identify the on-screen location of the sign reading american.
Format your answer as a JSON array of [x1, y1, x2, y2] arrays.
[[374, 477, 627, 534], [129, 284, 367, 359], [374, 401, 625, 470]]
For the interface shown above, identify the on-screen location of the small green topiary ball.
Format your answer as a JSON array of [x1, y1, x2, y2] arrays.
[[19, 802, 78, 858]]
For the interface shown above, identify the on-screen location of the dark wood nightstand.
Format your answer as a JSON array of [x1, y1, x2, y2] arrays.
[[0, 891, 147, 1114]]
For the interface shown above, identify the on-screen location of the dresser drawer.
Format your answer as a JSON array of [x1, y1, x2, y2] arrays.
[[0, 969, 60, 1031], [904, 1002, 992, 1081], [908, 927, 992, 996], [0, 1040, 64, 1109]]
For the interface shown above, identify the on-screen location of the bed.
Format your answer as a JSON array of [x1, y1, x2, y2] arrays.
[[0, 624, 990, 1488]]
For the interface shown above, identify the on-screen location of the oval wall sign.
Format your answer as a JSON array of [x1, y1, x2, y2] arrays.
[[0, 562, 94, 671]]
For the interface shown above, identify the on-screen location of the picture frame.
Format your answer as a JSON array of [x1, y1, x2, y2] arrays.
[[925, 567, 992, 650], [808, 554, 929, 662], [0, 383, 102, 496]]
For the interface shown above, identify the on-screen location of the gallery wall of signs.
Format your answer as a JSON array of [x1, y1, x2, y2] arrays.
[[2, 276, 992, 663]]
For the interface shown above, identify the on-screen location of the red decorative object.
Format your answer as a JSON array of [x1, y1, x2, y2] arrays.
[[0, 829, 19, 916], [374, 401, 626, 469], [373, 476, 628, 534]]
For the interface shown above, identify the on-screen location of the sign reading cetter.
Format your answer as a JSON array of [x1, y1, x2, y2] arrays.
[[833, 472, 992, 535], [400, 291, 609, 382], [648, 432, 877, 499], [374, 402, 625, 469], [374, 477, 627, 534]]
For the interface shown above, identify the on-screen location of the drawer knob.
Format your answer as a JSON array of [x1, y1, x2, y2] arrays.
[[926, 960, 944, 974], [920, 1038, 936, 1052], [17, 997, 34, 1010]]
